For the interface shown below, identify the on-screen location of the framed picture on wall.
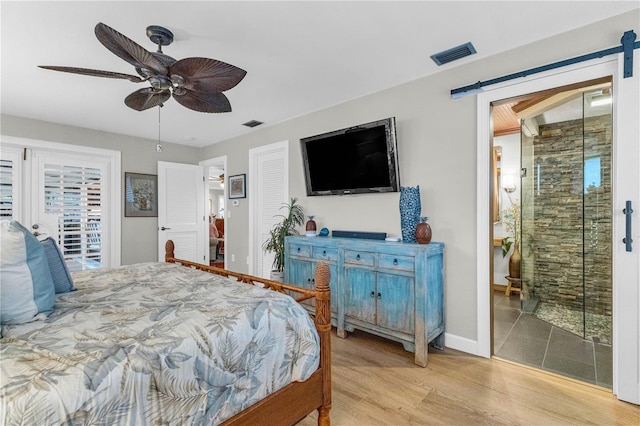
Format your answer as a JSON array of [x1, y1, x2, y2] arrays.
[[125, 172, 158, 217], [228, 174, 246, 199]]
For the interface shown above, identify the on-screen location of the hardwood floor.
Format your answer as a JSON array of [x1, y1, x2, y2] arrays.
[[299, 329, 640, 425]]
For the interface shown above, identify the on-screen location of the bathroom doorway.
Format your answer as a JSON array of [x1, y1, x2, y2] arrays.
[[492, 78, 613, 387]]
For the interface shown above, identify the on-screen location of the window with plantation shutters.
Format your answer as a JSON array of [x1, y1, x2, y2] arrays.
[[1, 137, 120, 270], [44, 163, 104, 271], [0, 148, 22, 220], [0, 159, 15, 218]]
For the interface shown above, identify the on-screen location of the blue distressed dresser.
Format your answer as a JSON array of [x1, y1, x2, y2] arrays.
[[285, 236, 444, 367]]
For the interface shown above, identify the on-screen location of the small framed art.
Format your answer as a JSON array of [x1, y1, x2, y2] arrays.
[[125, 172, 158, 217], [228, 173, 246, 199]]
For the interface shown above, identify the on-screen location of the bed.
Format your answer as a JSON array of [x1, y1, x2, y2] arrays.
[[0, 240, 331, 425]]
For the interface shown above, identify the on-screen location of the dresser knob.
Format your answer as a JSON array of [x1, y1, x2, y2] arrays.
[[323, 250, 327, 256], [297, 247, 301, 252], [393, 259, 398, 265], [377, 292, 382, 300], [356, 254, 361, 260], [370, 291, 375, 298]]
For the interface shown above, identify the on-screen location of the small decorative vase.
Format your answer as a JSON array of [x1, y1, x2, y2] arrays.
[[415, 217, 432, 244], [399, 185, 421, 243], [306, 215, 317, 236], [509, 244, 521, 279]]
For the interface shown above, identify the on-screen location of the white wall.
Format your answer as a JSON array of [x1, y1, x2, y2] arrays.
[[200, 10, 639, 345]]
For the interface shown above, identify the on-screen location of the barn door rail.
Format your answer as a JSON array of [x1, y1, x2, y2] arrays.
[[451, 30, 639, 98]]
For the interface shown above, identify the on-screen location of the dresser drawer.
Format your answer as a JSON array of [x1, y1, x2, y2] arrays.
[[289, 243, 311, 258], [379, 254, 414, 272], [344, 250, 375, 267], [312, 246, 338, 262]]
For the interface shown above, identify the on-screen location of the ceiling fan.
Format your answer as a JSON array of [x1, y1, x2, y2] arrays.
[[209, 173, 224, 183], [39, 23, 247, 113], [209, 173, 225, 189]]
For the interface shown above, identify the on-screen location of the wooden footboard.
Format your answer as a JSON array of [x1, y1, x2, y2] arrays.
[[165, 240, 331, 425]]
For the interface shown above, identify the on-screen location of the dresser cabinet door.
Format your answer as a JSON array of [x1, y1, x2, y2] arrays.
[[288, 257, 338, 314], [344, 267, 376, 324], [288, 258, 315, 308], [376, 272, 415, 334]]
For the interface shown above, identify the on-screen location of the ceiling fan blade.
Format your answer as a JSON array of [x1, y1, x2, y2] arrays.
[[173, 89, 232, 113], [95, 22, 167, 75], [125, 87, 171, 111], [38, 65, 145, 82], [170, 58, 247, 93]]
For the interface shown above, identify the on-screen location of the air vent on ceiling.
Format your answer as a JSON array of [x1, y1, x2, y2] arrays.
[[430, 42, 477, 66], [242, 120, 264, 128]]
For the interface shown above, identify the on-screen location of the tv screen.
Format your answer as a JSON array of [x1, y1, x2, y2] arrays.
[[300, 117, 400, 196]]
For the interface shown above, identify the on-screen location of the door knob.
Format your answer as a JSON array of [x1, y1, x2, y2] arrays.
[[160, 226, 171, 231]]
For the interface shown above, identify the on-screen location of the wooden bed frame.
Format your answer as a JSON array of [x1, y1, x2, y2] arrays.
[[165, 240, 331, 426]]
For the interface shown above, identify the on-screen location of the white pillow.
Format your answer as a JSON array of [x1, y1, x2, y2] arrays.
[[0, 220, 55, 324]]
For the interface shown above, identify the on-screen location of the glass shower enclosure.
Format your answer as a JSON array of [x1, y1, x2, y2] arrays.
[[519, 82, 612, 344]]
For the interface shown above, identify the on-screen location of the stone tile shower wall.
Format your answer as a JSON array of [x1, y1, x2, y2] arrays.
[[531, 115, 612, 317]]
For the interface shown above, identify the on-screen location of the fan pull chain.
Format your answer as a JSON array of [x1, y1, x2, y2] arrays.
[[156, 106, 163, 153]]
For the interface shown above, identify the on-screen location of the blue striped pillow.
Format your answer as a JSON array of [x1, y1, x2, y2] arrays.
[[0, 220, 55, 324], [41, 237, 75, 293]]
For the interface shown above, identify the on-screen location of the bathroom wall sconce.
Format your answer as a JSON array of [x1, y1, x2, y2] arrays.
[[502, 174, 517, 193]]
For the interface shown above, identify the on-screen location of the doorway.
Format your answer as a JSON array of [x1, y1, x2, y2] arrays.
[[492, 79, 613, 387], [200, 156, 227, 268], [476, 56, 640, 404]]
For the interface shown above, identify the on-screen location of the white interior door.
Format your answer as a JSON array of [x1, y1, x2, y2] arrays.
[[157, 161, 205, 263], [248, 141, 288, 277], [611, 51, 640, 405]]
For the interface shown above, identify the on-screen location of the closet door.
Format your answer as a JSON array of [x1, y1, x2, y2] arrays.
[[248, 141, 288, 278]]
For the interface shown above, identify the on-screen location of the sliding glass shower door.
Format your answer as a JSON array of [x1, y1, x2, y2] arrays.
[[520, 82, 612, 344]]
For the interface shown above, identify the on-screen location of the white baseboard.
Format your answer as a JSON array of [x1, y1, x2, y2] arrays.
[[443, 332, 484, 357]]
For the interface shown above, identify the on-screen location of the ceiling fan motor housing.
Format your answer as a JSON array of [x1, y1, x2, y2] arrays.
[[146, 25, 174, 48]]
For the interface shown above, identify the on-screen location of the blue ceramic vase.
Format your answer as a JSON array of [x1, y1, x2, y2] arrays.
[[399, 185, 421, 243]]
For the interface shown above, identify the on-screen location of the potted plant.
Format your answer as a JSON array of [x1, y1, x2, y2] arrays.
[[263, 197, 305, 282]]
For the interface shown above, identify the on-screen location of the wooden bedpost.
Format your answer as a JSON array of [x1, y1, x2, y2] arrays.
[[165, 240, 175, 262], [314, 261, 332, 425]]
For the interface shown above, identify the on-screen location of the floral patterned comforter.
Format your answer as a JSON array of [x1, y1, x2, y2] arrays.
[[0, 262, 320, 425]]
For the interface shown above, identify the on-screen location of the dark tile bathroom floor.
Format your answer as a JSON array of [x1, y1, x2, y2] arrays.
[[493, 291, 612, 388]]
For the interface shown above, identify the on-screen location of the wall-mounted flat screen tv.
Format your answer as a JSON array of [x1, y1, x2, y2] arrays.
[[300, 117, 400, 196]]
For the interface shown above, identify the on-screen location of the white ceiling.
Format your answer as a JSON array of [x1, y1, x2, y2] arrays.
[[2, 1, 637, 148]]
